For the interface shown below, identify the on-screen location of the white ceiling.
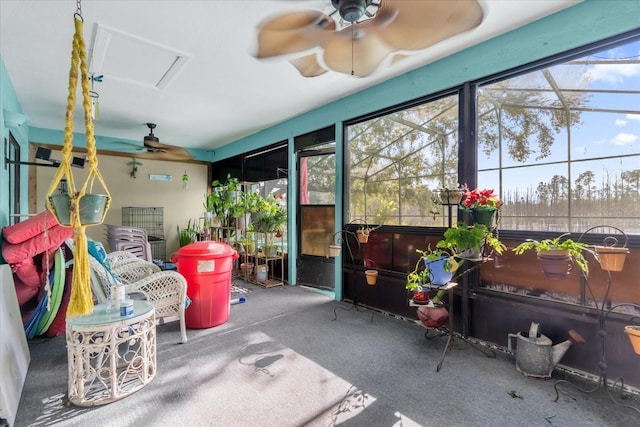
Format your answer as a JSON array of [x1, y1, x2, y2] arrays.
[[0, 0, 581, 154]]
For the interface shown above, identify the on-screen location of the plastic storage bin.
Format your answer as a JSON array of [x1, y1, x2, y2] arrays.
[[172, 241, 238, 329]]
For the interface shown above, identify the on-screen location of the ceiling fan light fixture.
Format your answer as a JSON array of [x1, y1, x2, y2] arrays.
[[144, 123, 159, 143], [332, 0, 374, 23]]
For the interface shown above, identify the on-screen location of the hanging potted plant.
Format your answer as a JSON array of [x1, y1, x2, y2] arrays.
[[356, 227, 371, 243], [459, 187, 503, 228], [593, 245, 629, 272], [624, 325, 640, 355], [432, 185, 467, 206], [512, 233, 593, 279], [350, 220, 380, 244], [365, 269, 378, 285]]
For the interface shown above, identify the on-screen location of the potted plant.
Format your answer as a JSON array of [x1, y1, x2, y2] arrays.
[[206, 174, 244, 237], [512, 233, 593, 279], [460, 187, 503, 227], [417, 247, 460, 287], [252, 194, 287, 234], [438, 223, 505, 261], [405, 266, 431, 303], [431, 185, 467, 206], [177, 219, 198, 247], [593, 245, 629, 272]]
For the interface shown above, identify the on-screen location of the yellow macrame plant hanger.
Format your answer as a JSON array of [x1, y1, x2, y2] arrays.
[[45, 15, 111, 317]]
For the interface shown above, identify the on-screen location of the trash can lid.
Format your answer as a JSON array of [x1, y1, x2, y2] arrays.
[[175, 241, 237, 258]]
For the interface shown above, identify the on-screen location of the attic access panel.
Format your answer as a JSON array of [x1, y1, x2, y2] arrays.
[[90, 23, 190, 89]]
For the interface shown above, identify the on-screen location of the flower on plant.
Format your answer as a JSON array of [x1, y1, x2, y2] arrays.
[[461, 188, 502, 210]]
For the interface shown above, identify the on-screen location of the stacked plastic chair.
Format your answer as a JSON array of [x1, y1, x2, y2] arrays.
[[105, 224, 153, 262]]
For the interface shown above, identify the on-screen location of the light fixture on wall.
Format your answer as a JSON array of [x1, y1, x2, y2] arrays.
[[4, 146, 86, 169]]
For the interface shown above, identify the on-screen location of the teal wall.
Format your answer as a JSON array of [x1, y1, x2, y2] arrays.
[[0, 57, 29, 235]]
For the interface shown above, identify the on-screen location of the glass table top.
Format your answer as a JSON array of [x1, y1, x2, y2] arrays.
[[66, 300, 154, 327]]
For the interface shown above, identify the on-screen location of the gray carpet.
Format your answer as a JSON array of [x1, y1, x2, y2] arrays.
[[14, 282, 640, 426]]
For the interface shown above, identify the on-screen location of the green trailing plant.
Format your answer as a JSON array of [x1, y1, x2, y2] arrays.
[[405, 265, 430, 292], [437, 223, 505, 258], [405, 250, 450, 304], [252, 194, 287, 233], [512, 233, 593, 275], [205, 174, 244, 234], [406, 224, 506, 302]]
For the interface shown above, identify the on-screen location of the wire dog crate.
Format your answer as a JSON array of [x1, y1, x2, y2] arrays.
[[122, 207, 166, 261]]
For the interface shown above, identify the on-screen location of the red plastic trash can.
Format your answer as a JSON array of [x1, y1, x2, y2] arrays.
[[172, 241, 238, 329]]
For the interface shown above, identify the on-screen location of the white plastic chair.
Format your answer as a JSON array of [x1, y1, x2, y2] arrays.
[[105, 225, 153, 262]]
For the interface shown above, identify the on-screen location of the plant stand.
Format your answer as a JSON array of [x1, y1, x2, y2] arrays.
[[247, 232, 285, 288], [410, 282, 496, 372], [553, 226, 639, 414]]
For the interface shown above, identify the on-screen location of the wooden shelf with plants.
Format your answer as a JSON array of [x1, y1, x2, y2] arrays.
[[202, 176, 288, 288], [247, 231, 285, 288]]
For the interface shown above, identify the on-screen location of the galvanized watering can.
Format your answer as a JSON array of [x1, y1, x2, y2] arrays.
[[508, 322, 585, 379]]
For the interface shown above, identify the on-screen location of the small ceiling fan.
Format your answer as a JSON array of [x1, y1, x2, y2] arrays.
[[112, 123, 192, 161], [255, 0, 484, 77]]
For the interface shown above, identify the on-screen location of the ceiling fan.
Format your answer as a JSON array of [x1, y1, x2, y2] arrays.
[[112, 123, 192, 161], [255, 0, 484, 77]]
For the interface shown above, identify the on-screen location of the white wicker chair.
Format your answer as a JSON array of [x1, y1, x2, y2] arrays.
[[106, 250, 139, 264], [89, 257, 188, 343]]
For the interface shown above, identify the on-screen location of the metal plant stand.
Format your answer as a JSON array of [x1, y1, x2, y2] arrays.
[[413, 262, 497, 372], [331, 230, 379, 322], [553, 226, 639, 414]]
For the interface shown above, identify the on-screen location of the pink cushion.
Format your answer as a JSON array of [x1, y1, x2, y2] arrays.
[[2, 211, 60, 244], [12, 258, 41, 288], [1, 225, 73, 264], [46, 269, 72, 338], [14, 277, 39, 306]]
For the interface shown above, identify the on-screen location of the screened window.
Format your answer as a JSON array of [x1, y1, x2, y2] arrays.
[[478, 37, 640, 234], [346, 93, 460, 226]]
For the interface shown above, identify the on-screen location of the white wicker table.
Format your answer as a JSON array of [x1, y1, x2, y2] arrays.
[[66, 300, 156, 406]]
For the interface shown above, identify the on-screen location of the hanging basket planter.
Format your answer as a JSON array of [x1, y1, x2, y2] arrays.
[[356, 229, 370, 243], [328, 244, 342, 257], [365, 269, 378, 285], [437, 188, 465, 205], [594, 246, 629, 272], [624, 326, 640, 355], [49, 193, 109, 226], [43, 15, 111, 317], [536, 252, 574, 280]]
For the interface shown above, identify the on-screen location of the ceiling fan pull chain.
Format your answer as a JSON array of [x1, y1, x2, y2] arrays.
[[351, 24, 355, 76]]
